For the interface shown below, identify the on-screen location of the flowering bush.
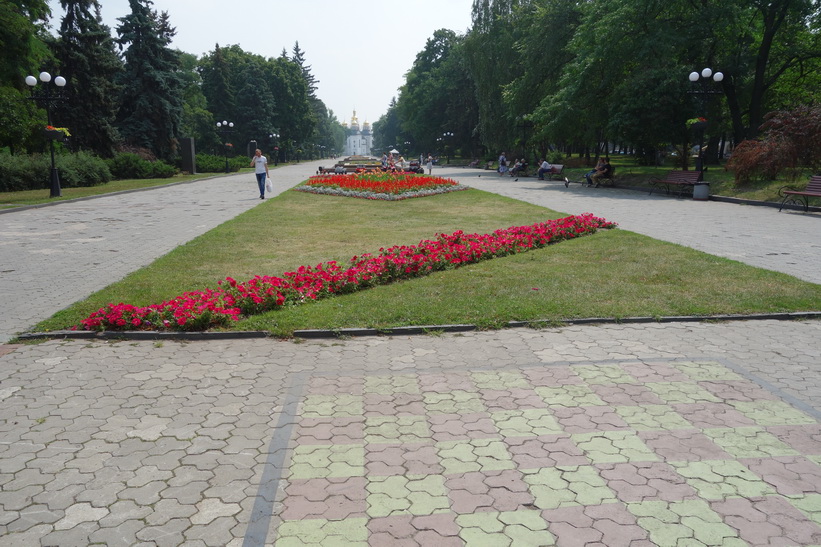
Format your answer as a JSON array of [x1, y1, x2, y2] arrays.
[[45, 125, 71, 137], [76, 214, 617, 332], [686, 117, 707, 128], [294, 172, 468, 200]]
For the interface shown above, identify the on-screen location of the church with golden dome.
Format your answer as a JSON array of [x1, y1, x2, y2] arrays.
[[342, 110, 373, 156]]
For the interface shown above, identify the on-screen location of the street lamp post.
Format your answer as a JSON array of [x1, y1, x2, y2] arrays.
[[687, 68, 723, 172], [442, 132, 454, 164], [26, 72, 67, 198], [268, 132, 279, 165], [216, 120, 234, 173]]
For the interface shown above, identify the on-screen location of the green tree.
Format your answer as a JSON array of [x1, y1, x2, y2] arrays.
[[115, 0, 183, 159], [463, 0, 521, 154], [178, 51, 218, 152], [372, 98, 404, 154], [51, 0, 122, 156], [0, 0, 52, 153]]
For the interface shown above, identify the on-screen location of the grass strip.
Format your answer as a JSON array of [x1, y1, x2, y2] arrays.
[[34, 188, 821, 338]]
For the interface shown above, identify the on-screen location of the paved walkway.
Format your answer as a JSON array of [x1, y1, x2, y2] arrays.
[[438, 166, 821, 285], [1, 164, 820, 545], [1, 321, 820, 546], [0, 161, 324, 344]]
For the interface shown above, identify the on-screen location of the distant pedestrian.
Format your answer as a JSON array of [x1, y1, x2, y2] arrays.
[[426, 154, 433, 175], [498, 152, 508, 176], [250, 149, 269, 199]]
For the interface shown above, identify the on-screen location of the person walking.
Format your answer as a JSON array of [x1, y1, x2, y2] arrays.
[[426, 154, 433, 175], [250, 149, 270, 199], [498, 152, 508, 177]]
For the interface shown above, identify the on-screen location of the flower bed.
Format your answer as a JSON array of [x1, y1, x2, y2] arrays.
[[76, 214, 617, 333], [293, 172, 468, 200]]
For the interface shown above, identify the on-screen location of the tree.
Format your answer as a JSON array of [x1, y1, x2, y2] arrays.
[[199, 44, 235, 124], [397, 30, 480, 159], [51, 0, 122, 156], [115, 0, 183, 159], [0, 0, 52, 153], [463, 0, 521, 154], [178, 51, 218, 152]]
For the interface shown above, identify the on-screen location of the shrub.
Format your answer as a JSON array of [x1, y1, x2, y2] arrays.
[[56, 152, 112, 187], [107, 152, 176, 180], [760, 105, 821, 176], [726, 140, 784, 186], [0, 152, 110, 191], [195, 153, 246, 173]]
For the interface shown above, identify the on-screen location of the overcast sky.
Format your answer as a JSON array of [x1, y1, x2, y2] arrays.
[[46, 0, 475, 125]]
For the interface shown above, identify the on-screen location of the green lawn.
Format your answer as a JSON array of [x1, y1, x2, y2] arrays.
[[34, 188, 821, 338]]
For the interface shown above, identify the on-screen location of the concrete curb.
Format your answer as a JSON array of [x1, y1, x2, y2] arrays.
[[16, 311, 821, 342]]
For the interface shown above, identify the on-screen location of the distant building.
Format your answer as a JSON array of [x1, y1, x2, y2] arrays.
[[343, 110, 373, 156]]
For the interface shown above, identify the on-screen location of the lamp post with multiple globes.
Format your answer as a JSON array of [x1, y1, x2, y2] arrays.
[[687, 68, 723, 171], [26, 72, 67, 197], [216, 121, 234, 172]]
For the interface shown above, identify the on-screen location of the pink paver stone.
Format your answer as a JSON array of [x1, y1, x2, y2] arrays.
[[672, 402, 757, 428], [364, 393, 427, 416], [542, 504, 652, 547], [596, 461, 698, 502], [551, 405, 630, 433], [281, 476, 368, 520], [742, 455, 821, 495], [523, 366, 583, 386], [621, 362, 689, 383], [711, 496, 821, 546], [591, 383, 665, 406], [445, 469, 534, 513], [767, 424, 821, 453], [479, 388, 547, 411], [365, 441, 443, 476], [505, 434, 589, 468], [638, 429, 734, 461], [428, 412, 499, 442], [417, 373, 476, 392]]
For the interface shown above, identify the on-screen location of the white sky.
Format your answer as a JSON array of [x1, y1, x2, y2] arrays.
[[47, 0, 475, 124]]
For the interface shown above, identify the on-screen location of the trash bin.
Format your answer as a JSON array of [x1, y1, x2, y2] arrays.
[[693, 181, 710, 201]]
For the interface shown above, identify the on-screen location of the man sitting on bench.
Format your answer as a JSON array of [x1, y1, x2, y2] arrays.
[[586, 157, 612, 187], [537, 159, 553, 180]]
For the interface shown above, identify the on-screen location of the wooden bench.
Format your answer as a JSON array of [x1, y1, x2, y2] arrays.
[[592, 165, 615, 187], [562, 165, 616, 188], [649, 170, 703, 196], [779, 175, 821, 212]]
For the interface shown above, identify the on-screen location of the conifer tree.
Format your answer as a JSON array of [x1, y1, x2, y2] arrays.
[[115, 0, 183, 159], [52, 0, 122, 156]]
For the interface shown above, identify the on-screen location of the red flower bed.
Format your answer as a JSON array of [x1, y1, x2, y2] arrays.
[[77, 214, 617, 332], [295, 172, 467, 200]]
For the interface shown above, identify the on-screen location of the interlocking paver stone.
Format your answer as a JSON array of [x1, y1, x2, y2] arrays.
[[1, 316, 820, 545]]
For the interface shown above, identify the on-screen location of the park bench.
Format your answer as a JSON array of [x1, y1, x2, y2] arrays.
[[565, 166, 617, 187], [649, 170, 703, 197], [539, 164, 564, 180], [779, 175, 821, 212]]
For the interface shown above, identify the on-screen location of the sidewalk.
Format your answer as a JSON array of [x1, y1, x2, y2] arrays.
[[1, 164, 819, 545], [0, 161, 324, 344], [438, 166, 821, 285], [1, 320, 819, 545]]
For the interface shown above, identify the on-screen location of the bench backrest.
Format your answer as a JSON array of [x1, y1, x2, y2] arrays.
[[665, 170, 702, 183], [808, 176, 821, 192], [551, 164, 564, 173]]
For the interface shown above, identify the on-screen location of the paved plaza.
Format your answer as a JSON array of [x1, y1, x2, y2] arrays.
[[1, 163, 820, 545]]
